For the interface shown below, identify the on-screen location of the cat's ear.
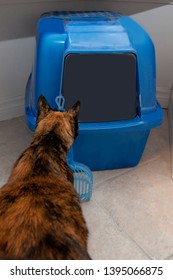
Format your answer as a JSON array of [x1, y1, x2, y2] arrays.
[[37, 95, 51, 123], [68, 101, 80, 118]]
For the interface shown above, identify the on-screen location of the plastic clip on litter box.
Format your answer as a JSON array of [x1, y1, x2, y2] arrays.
[[55, 95, 93, 202]]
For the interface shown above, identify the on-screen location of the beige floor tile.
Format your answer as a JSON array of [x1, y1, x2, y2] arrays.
[[93, 168, 130, 187], [93, 156, 173, 259], [0, 117, 32, 184], [82, 200, 150, 260], [0, 116, 32, 156]]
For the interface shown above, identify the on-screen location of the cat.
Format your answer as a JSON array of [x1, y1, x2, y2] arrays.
[[0, 95, 91, 260]]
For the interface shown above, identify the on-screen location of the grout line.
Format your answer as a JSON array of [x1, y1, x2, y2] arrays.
[[93, 155, 161, 189], [164, 253, 173, 260], [92, 197, 153, 260]]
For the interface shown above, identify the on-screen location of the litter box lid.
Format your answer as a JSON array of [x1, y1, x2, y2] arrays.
[[25, 11, 160, 131], [35, 11, 156, 115]]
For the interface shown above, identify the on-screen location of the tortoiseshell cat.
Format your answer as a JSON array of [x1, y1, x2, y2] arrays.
[[0, 96, 91, 260]]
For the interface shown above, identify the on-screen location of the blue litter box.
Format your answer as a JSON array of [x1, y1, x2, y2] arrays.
[[25, 11, 163, 171]]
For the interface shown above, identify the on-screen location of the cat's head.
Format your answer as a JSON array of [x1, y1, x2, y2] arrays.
[[34, 95, 80, 151]]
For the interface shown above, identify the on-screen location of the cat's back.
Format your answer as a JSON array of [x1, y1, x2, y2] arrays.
[[0, 177, 90, 260]]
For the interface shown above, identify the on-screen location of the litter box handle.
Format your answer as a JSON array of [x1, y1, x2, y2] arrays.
[[55, 95, 65, 111]]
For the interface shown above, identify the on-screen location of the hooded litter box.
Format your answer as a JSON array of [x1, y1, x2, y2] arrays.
[[25, 11, 163, 171]]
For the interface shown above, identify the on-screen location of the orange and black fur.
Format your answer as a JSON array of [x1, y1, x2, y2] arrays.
[[0, 96, 91, 259]]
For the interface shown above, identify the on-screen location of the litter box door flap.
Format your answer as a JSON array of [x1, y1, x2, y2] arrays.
[[62, 53, 138, 123]]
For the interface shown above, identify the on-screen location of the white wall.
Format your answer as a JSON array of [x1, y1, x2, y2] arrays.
[[0, 1, 172, 120], [132, 5, 173, 108]]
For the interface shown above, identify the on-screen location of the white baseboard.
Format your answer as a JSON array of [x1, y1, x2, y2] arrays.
[[0, 95, 24, 121], [157, 87, 171, 109]]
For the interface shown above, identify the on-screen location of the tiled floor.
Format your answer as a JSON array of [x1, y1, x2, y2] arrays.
[[0, 110, 173, 260]]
